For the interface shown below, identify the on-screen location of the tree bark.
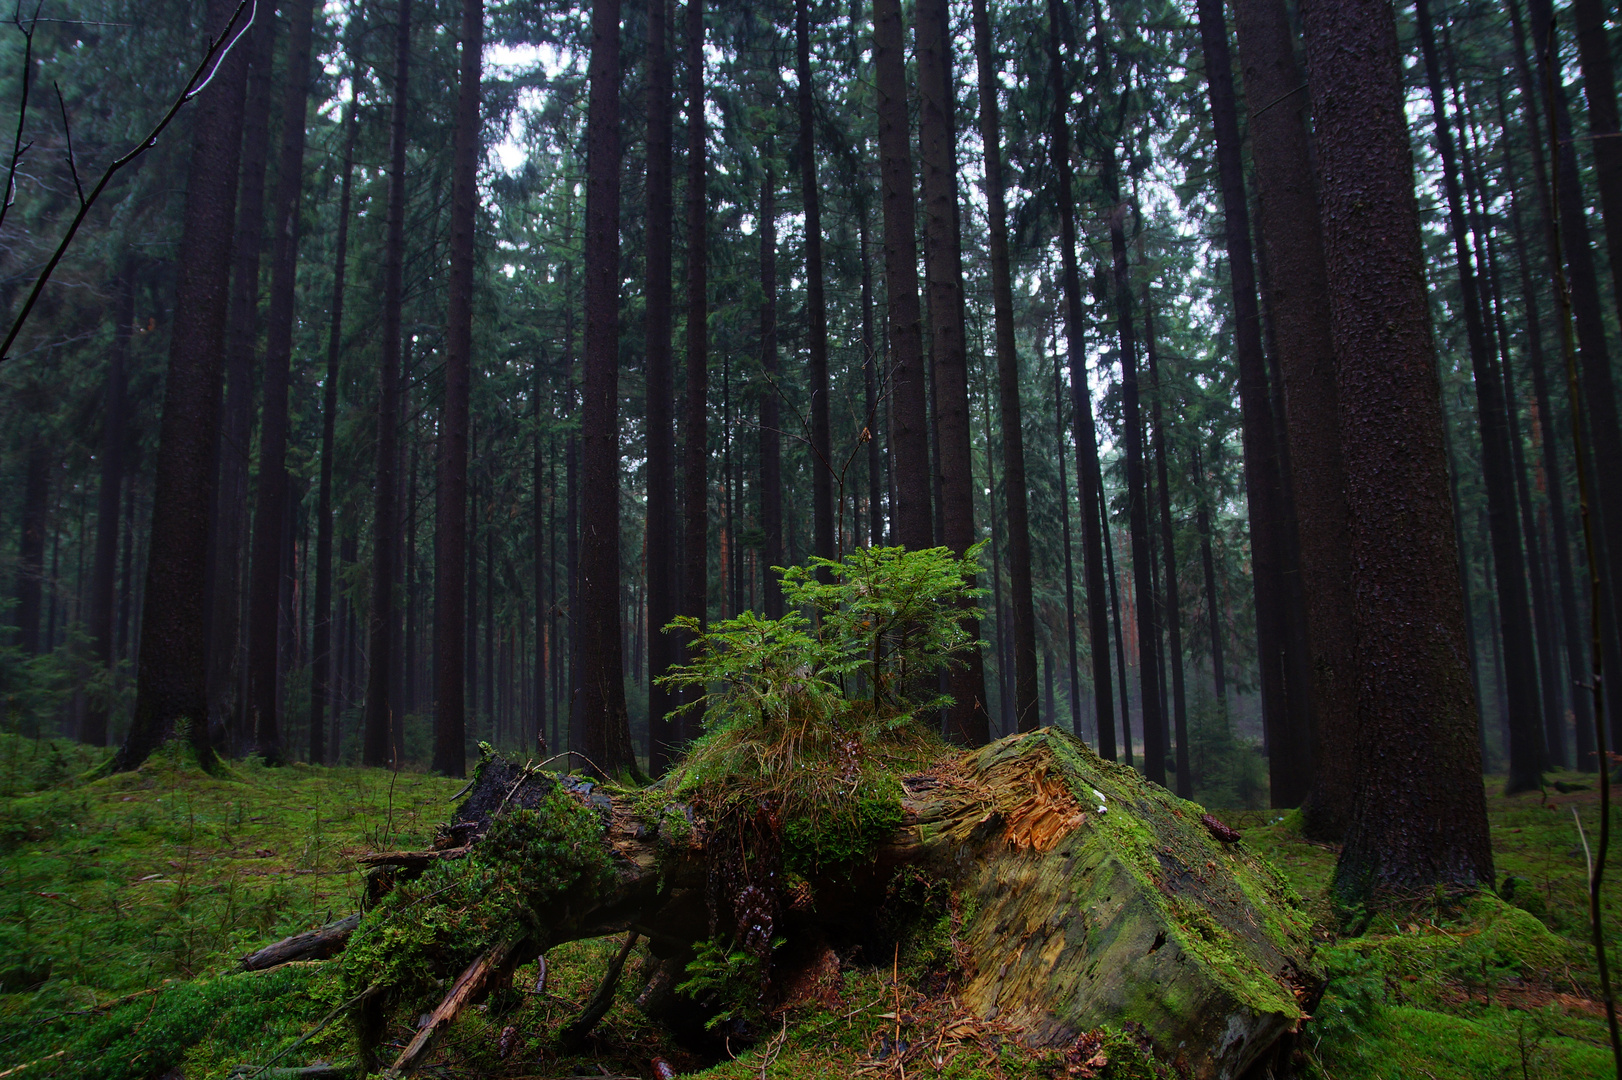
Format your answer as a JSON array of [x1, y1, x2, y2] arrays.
[[1191, 442, 1227, 715], [795, 0, 834, 569], [366, 0, 412, 769], [1296, 0, 1492, 904], [1054, 340, 1084, 739], [578, 0, 637, 776], [1045, 0, 1115, 760], [644, 0, 677, 771], [83, 266, 134, 747], [915, 0, 988, 744], [679, 0, 709, 738], [115, 0, 250, 772], [1192, 0, 1301, 806], [971, 0, 1034, 738], [312, 74, 359, 767], [1414, 0, 1545, 793], [207, 8, 275, 751], [873, 0, 931, 552], [246, 0, 315, 762], [759, 162, 784, 619]]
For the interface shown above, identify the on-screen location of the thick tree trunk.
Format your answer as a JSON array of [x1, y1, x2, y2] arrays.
[[312, 75, 359, 767], [367, 0, 411, 769], [873, 0, 931, 552], [1415, 0, 1545, 793], [83, 268, 134, 746], [246, 0, 315, 762], [1228, 0, 1353, 831], [916, 0, 988, 745], [644, 0, 677, 771], [1296, 0, 1492, 904], [971, 0, 1035, 738], [1045, 0, 1115, 760], [115, 0, 250, 772], [578, 0, 636, 776], [1193, 0, 1301, 806], [795, 0, 834, 569], [207, 8, 275, 752], [759, 163, 784, 620], [679, 0, 709, 738]]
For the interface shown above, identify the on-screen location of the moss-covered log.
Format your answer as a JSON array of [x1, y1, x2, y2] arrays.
[[350, 732, 1318, 1079]]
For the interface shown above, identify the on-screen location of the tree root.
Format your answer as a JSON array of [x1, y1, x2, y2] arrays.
[[559, 932, 642, 1051]]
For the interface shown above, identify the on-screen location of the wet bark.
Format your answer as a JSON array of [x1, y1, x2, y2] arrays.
[[577, 0, 637, 776], [644, 0, 677, 771], [873, 0, 931, 551], [117, 0, 250, 772], [1297, 0, 1492, 904]]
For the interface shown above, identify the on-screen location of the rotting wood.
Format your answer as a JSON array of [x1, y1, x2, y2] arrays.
[[240, 914, 361, 971]]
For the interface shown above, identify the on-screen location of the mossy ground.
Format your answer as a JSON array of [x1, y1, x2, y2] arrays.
[[1, 733, 1618, 1078]]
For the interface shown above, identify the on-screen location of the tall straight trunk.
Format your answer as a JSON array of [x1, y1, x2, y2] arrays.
[[679, 0, 709, 737], [984, 395, 1006, 734], [1510, 185, 1595, 767], [1055, 337, 1083, 738], [246, 0, 315, 761], [404, 424, 419, 718], [1522, 0, 1622, 749], [759, 163, 784, 619], [467, 452, 479, 729], [579, 0, 636, 776], [431, 0, 481, 776], [1102, 503, 1132, 765], [1191, 442, 1227, 713], [208, 8, 275, 749], [116, 472, 134, 665], [1570, 0, 1622, 442], [1192, 0, 1301, 804], [310, 73, 356, 766], [1144, 300, 1190, 796], [1228, 0, 1354, 831], [971, 0, 1035, 736], [795, 0, 834, 567], [915, 0, 988, 743], [873, 0, 931, 550], [485, 520, 495, 741], [861, 211, 882, 549], [534, 377, 549, 753], [366, 0, 411, 769], [15, 437, 47, 656], [644, 0, 677, 771], [1296, 0, 1492, 904], [84, 266, 134, 746], [1045, 0, 1115, 758], [116, 0, 250, 772], [1414, 0, 1544, 792]]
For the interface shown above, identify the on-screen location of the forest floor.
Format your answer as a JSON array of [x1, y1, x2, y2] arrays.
[[0, 732, 1616, 1079]]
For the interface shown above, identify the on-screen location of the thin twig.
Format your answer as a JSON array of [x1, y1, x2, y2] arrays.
[[52, 82, 83, 205], [0, 1, 40, 235], [0, 0, 256, 362]]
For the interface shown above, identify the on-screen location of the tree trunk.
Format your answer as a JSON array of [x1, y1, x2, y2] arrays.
[[578, 0, 636, 776], [644, 0, 677, 770], [207, 7, 275, 752], [1192, 0, 1301, 806], [246, 0, 315, 762], [312, 75, 359, 766], [795, 0, 834, 569], [873, 0, 931, 551], [1522, 0, 1622, 750], [1414, 0, 1545, 793], [1054, 339, 1084, 739], [1045, 0, 1115, 760], [366, 0, 411, 769], [759, 162, 784, 619], [83, 266, 134, 747], [1191, 442, 1227, 716], [971, 0, 1035, 738], [1144, 300, 1189, 797], [115, 0, 250, 772], [915, 0, 988, 744], [679, 0, 709, 740], [14, 436, 48, 657], [861, 211, 882, 550], [1296, 0, 1492, 904]]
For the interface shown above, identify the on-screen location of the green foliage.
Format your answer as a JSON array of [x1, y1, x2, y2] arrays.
[[338, 785, 614, 1004], [676, 936, 780, 1030], [1185, 694, 1266, 811]]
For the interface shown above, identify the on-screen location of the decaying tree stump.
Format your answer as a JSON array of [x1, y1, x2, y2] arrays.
[[346, 731, 1319, 1079]]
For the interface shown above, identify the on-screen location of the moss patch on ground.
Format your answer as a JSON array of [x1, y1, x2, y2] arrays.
[[3, 732, 1620, 1079]]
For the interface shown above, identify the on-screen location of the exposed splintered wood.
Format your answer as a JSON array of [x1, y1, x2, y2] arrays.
[[239, 914, 361, 971], [351, 732, 1317, 1079]]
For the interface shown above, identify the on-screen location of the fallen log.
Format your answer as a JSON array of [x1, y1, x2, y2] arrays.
[[342, 729, 1319, 1080], [239, 914, 362, 971]]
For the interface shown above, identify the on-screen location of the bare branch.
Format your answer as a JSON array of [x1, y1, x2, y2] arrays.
[[0, 1, 43, 235], [53, 81, 83, 207], [0, 0, 256, 363]]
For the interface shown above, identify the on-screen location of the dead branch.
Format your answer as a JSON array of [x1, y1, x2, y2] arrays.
[[239, 913, 362, 971], [384, 938, 522, 1078], [559, 931, 641, 1051]]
